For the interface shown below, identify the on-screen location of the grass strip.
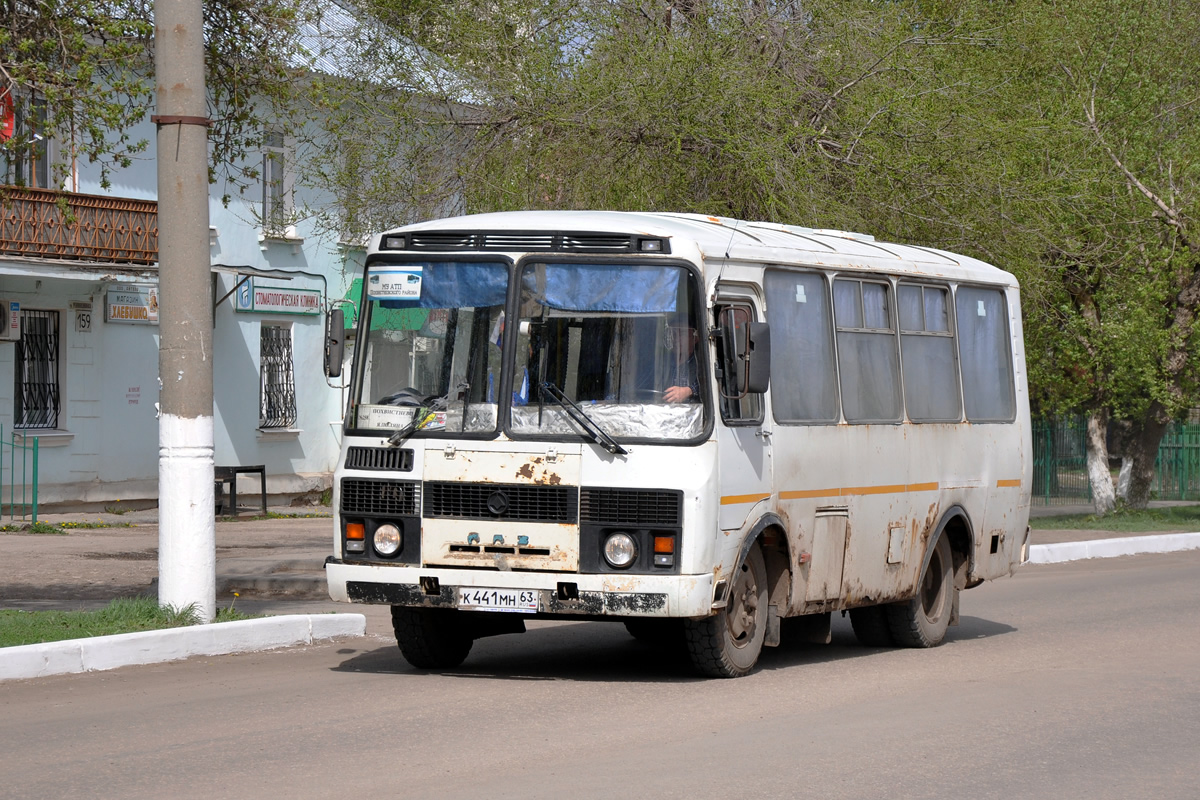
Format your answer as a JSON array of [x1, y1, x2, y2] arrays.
[[0, 597, 257, 648], [1032, 505, 1200, 532]]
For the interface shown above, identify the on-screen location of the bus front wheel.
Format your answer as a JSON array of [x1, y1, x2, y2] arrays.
[[886, 533, 955, 648], [391, 606, 473, 669], [684, 543, 768, 678]]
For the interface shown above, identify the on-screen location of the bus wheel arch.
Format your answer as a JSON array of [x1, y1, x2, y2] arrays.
[[936, 508, 973, 625], [685, 539, 769, 677], [885, 508, 970, 648], [686, 516, 790, 677]]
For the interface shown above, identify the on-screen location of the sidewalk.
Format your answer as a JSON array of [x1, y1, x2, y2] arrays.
[[4, 503, 1199, 614], [0, 507, 337, 613]]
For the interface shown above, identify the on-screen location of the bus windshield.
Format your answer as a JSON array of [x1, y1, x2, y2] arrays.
[[511, 262, 706, 442], [351, 261, 508, 435]]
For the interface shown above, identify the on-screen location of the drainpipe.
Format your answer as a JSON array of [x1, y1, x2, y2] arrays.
[[154, 0, 215, 622]]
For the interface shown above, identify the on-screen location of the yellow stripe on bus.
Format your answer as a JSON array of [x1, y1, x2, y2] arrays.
[[720, 493, 772, 506], [996, 479, 1022, 487], [779, 482, 939, 501]]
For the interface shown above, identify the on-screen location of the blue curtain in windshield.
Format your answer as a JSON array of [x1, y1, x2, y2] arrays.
[[528, 264, 682, 313], [375, 262, 508, 309]]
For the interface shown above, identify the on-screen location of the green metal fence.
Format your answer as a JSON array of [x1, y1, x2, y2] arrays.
[[1155, 424, 1200, 501], [1032, 417, 1091, 506], [1032, 418, 1200, 506], [1, 424, 40, 523]]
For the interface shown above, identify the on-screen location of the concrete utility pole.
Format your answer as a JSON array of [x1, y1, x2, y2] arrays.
[[153, 0, 216, 621]]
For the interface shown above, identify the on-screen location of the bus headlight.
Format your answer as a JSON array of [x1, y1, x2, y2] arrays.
[[603, 532, 637, 569], [373, 524, 402, 557]]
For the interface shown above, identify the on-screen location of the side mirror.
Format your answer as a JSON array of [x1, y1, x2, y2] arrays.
[[718, 308, 770, 398], [324, 307, 345, 378]]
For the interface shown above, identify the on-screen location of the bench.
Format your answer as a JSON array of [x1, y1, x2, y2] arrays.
[[214, 465, 267, 517]]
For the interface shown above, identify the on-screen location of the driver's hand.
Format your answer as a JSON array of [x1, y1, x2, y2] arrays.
[[663, 385, 692, 403]]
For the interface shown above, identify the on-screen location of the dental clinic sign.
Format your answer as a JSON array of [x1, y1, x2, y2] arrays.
[[106, 285, 158, 325], [234, 279, 321, 316]]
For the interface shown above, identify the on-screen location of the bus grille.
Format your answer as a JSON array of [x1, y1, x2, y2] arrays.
[[345, 446, 414, 472], [423, 482, 579, 523], [580, 488, 682, 526], [341, 479, 421, 516]]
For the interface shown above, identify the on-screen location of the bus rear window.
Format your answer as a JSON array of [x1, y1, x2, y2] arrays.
[[956, 287, 1015, 422]]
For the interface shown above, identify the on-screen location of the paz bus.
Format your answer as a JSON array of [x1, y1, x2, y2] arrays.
[[323, 211, 1031, 677]]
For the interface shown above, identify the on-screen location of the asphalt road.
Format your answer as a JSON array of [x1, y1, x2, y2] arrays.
[[2, 552, 1199, 799]]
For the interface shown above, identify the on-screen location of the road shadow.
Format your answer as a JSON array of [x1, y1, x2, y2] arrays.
[[333, 613, 1018, 682], [756, 613, 1018, 672], [332, 621, 701, 684]]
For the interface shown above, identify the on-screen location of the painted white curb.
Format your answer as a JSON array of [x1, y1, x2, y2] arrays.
[[0, 613, 366, 683], [1029, 532, 1200, 565]]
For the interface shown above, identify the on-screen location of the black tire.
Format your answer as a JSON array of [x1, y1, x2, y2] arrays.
[[886, 533, 955, 648], [391, 606, 473, 669], [849, 604, 896, 647], [684, 543, 768, 678]]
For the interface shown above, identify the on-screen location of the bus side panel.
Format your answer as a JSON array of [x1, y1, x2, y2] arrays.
[[771, 420, 1026, 615]]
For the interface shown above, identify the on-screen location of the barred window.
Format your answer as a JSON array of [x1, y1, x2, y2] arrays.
[[261, 128, 289, 235], [14, 310, 60, 428], [260, 324, 297, 428]]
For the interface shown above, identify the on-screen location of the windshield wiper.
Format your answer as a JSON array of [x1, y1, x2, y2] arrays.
[[540, 382, 628, 456], [385, 386, 458, 447]]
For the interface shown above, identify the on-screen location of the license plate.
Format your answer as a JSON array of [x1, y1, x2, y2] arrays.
[[458, 587, 539, 613]]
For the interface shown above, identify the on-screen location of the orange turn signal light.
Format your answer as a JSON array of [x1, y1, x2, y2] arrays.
[[653, 535, 674, 554], [346, 522, 365, 540]]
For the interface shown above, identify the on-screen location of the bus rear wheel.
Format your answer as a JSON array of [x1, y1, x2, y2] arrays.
[[391, 606, 473, 669], [684, 543, 767, 678], [886, 533, 955, 648], [849, 605, 896, 647]]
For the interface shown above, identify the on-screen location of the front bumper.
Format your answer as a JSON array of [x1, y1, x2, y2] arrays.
[[325, 560, 715, 618]]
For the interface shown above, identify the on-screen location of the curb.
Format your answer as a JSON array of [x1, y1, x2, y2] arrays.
[[1029, 532, 1200, 565], [0, 613, 366, 683]]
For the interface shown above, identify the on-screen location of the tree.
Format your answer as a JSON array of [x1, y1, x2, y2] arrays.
[[844, 0, 1200, 512], [299, 0, 961, 240], [1, 0, 314, 193]]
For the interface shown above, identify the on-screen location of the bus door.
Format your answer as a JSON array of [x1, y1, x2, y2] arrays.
[[713, 293, 772, 532]]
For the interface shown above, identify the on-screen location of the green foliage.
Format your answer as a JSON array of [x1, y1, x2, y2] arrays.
[[0, 597, 201, 648], [1032, 505, 1200, 533], [0, 0, 315, 192], [25, 521, 66, 534]]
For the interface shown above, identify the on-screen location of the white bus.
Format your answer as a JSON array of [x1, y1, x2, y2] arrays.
[[324, 211, 1031, 677]]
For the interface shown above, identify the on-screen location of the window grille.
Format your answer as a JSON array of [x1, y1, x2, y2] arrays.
[[14, 310, 59, 428], [260, 324, 297, 428]]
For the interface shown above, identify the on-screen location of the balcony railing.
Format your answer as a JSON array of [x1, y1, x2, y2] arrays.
[[0, 186, 158, 265]]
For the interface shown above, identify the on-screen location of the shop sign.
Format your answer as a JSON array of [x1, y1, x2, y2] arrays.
[[106, 285, 158, 325], [234, 279, 321, 315]]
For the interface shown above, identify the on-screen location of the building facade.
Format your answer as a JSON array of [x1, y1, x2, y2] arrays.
[[1, 111, 360, 509]]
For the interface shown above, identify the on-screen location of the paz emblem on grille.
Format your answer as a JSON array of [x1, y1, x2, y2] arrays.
[[486, 490, 509, 516]]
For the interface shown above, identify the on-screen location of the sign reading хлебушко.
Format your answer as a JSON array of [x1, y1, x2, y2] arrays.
[[235, 279, 321, 315], [106, 285, 158, 325]]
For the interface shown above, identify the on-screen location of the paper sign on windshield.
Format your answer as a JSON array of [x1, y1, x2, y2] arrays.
[[367, 266, 423, 300]]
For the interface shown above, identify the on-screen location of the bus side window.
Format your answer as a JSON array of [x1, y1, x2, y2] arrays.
[[898, 283, 962, 422], [715, 303, 764, 425], [764, 269, 839, 424], [955, 286, 1016, 422], [833, 278, 902, 423]]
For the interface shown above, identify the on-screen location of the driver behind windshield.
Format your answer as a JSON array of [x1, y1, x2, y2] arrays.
[[664, 325, 701, 403]]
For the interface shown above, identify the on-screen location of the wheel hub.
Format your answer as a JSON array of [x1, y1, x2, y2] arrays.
[[727, 563, 760, 646]]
